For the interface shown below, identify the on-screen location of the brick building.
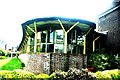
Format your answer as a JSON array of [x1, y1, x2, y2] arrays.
[[97, 2, 120, 54]]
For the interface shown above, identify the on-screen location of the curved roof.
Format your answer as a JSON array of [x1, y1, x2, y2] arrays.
[[18, 17, 96, 50]]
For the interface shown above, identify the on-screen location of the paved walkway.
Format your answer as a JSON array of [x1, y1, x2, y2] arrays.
[[0, 58, 12, 68]]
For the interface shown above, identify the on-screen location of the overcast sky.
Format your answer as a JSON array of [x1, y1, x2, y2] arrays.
[[0, 0, 114, 48]]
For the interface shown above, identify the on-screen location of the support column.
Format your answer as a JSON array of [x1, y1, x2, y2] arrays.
[[64, 32, 67, 53], [58, 19, 79, 53], [34, 21, 38, 52], [93, 36, 100, 52], [83, 35, 86, 55], [83, 28, 92, 55], [37, 32, 41, 52], [26, 37, 31, 52], [45, 31, 48, 53], [34, 32, 38, 52], [53, 31, 56, 53]]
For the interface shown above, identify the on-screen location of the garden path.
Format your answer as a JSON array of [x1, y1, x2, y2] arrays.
[[0, 58, 12, 68]]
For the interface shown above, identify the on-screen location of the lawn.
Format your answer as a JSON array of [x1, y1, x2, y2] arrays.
[[0, 57, 23, 70]]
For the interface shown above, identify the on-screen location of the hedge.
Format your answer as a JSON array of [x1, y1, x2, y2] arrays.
[[89, 69, 120, 80], [0, 69, 54, 79], [0, 69, 119, 80], [0, 69, 36, 79]]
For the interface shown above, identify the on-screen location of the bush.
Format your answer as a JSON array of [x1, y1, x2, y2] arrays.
[[0, 69, 55, 79], [49, 73, 56, 79], [88, 51, 120, 72], [0, 56, 7, 59], [0, 70, 14, 79], [54, 68, 96, 80], [0, 48, 7, 56], [36, 73, 50, 80], [13, 69, 36, 79], [54, 70, 67, 79], [0, 57, 23, 70], [0, 69, 36, 79], [91, 69, 120, 80], [95, 71, 112, 80], [103, 69, 120, 80]]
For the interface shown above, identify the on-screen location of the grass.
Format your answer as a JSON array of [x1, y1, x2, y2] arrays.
[[0, 57, 23, 70]]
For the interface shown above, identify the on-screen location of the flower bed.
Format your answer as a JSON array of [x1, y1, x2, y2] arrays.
[[0, 68, 119, 80]]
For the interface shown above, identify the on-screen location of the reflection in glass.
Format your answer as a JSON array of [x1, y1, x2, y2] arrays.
[[56, 30, 63, 43], [50, 32, 53, 43], [41, 31, 46, 43]]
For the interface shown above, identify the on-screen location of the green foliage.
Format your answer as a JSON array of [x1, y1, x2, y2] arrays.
[[114, 54, 120, 69], [0, 69, 36, 79], [95, 71, 112, 80], [0, 56, 7, 59], [0, 57, 23, 70], [49, 73, 56, 79], [104, 69, 120, 80], [0, 48, 7, 56], [36, 74, 50, 80], [54, 70, 67, 79], [0, 69, 119, 80], [0, 69, 55, 79], [54, 68, 96, 80], [13, 69, 36, 79], [88, 50, 120, 72], [0, 70, 13, 79], [93, 69, 120, 80]]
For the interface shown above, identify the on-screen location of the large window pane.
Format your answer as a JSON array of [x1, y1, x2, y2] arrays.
[[40, 43, 54, 52], [50, 31, 53, 43], [54, 44, 63, 53], [56, 30, 63, 43], [41, 31, 46, 43]]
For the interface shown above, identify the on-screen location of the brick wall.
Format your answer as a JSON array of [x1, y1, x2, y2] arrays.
[[98, 7, 120, 53], [50, 53, 87, 72], [26, 53, 50, 74], [25, 53, 87, 74]]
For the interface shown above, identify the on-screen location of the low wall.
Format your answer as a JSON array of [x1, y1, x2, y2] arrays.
[[50, 53, 87, 72], [26, 53, 50, 74], [25, 53, 87, 74]]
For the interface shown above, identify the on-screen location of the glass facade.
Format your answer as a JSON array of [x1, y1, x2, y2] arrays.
[[28, 29, 85, 54]]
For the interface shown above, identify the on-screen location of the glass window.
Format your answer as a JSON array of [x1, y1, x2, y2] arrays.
[[56, 30, 64, 43], [40, 43, 54, 52], [77, 35, 84, 46], [54, 44, 63, 53], [30, 38, 34, 52], [50, 31, 53, 43], [41, 31, 46, 43]]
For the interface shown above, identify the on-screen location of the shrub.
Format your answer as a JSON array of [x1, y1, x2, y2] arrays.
[[103, 69, 120, 80], [36, 73, 50, 80], [0, 70, 14, 79], [95, 71, 112, 80], [54, 68, 96, 80], [0, 56, 7, 59], [0, 57, 23, 70], [13, 69, 36, 79], [49, 72, 56, 79], [88, 51, 120, 72], [0, 48, 7, 56], [93, 69, 120, 80], [0, 69, 36, 79], [54, 70, 67, 79]]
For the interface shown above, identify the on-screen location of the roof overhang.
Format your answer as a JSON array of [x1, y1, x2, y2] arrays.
[[18, 17, 96, 51], [22, 17, 96, 37]]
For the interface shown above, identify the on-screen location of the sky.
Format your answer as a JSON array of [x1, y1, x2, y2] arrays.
[[0, 0, 114, 49]]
